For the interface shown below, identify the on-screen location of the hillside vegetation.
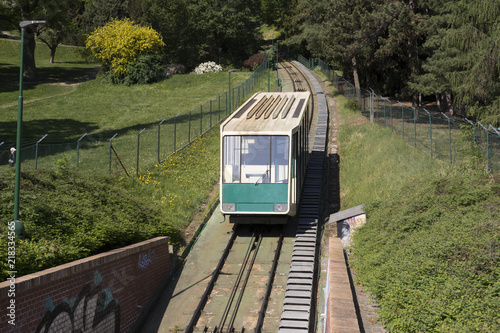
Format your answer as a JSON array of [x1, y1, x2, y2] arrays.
[[334, 89, 500, 332]]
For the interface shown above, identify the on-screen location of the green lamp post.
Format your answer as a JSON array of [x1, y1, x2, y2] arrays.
[[13, 20, 46, 238]]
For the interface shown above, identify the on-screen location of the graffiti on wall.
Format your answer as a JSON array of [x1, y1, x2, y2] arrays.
[[340, 214, 367, 248], [35, 271, 120, 333], [138, 249, 157, 271]]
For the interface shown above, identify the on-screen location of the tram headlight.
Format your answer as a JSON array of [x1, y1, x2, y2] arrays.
[[274, 203, 288, 212], [222, 203, 236, 212]]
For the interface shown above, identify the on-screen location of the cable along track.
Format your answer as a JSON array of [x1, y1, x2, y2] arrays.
[[278, 61, 329, 333]]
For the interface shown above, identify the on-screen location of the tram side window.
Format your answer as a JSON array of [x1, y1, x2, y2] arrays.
[[271, 136, 289, 183], [223, 136, 241, 183]]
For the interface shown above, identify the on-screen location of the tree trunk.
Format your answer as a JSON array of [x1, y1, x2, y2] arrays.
[[49, 46, 56, 64], [352, 56, 361, 105], [444, 92, 454, 115], [23, 28, 38, 81]]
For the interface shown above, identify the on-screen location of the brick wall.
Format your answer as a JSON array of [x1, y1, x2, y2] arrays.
[[0, 237, 170, 333]]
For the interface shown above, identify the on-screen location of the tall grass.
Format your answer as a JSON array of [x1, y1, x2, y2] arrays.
[[335, 93, 444, 209]]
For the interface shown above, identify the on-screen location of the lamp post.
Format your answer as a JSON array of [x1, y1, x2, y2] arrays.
[[13, 20, 45, 238], [228, 69, 240, 115]]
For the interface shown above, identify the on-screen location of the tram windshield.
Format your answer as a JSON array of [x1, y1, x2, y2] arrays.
[[223, 135, 289, 184]]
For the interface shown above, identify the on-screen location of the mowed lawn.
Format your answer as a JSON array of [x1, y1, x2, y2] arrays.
[[0, 38, 250, 145]]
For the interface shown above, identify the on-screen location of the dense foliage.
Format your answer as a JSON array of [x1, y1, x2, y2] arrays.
[[350, 168, 500, 331], [86, 18, 165, 75], [290, 0, 500, 124]]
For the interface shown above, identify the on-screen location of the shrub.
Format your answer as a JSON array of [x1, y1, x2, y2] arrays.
[[243, 53, 268, 70], [123, 54, 165, 85], [344, 99, 359, 111], [85, 18, 165, 75], [192, 61, 223, 74]]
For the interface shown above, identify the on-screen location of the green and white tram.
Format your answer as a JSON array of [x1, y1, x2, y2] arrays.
[[220, 92, 312, 223]]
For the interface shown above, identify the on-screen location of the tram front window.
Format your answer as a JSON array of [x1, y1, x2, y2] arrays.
[[223, 135, 289, 184]]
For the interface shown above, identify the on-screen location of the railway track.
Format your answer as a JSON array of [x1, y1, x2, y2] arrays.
[[183, 61, 328, 333], [186, 224, 285, 333]]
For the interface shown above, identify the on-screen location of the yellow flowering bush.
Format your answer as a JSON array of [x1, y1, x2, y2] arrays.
[[86, 18, 165, 74]]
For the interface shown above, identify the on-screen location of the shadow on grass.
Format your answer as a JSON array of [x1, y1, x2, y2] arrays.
[[0, 64, 99, 93]]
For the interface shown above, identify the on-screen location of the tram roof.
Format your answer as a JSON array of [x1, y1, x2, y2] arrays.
[[221, 92, 311, 135]]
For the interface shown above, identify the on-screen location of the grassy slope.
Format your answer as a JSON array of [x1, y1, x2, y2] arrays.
[[0, 39, 274, 281], [333, 85, 500, 331]]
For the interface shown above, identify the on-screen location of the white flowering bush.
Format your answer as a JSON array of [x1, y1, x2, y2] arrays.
[[193, 61, 223, 74]]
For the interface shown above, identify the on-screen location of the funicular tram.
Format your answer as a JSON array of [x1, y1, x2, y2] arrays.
[[220, 91, 312, 223]]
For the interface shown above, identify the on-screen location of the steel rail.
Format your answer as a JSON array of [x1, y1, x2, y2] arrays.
[[185, 226, 239, 333], [255, 224, 286, 333], [226, 234, 264, 332], [218, 231, 258, 331]]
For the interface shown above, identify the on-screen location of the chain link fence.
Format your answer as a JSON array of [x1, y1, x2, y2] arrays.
[[1, 57, 270, 176], [310, 58, 500, 173]]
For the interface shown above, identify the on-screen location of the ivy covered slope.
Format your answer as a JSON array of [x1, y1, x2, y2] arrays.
[[351, 167, 500, 332]]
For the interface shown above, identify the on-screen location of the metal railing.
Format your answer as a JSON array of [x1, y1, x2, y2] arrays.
[[0, 56, 270, 176]]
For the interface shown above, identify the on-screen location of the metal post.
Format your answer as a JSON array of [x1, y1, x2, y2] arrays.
[[35, 134, 47, 170], [276, 40, 280, 88], [137, 128, 145, 177], [442, 113, 452, 164], [109, 133, 118, 175], [424, 109, 433, 159], [174, 113, 179, 152], [369, 88, 375, 123], [478, 122, 489, 172], [228, 69, 240, 114], [466, 118, 476, 143], [77, 133, 87, 167], [412, 106, 417, 148], [267, 52, 270, 92], [200, 104, 203, 135], [13, 20, 46, 237], [398, 101, 404, 140], [210, 99, 213, 128], [189, 110, 191, 143], [158, 119, 165, 163]]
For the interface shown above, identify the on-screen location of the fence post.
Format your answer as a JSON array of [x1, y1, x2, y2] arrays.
[[465, 118, 476, 144], [441, 112, 453, 165], [478, 122, 489, 172], [490, 125, 500, 172], [412, 106, 417, 148], [398, 101, 405, 140], [35, 134, 48, 170], [137, 128, 145, 177], [109, 133, 118, 175], [174, 114, 179, 152], [200, 104, 203, 136], [210, 99, 213, 128], [189, 110, 192, 143], [369, 88, 374, 123], [158, 119, 165, 163], [77, 133, 87, 167], [424, 109, 433, 159]]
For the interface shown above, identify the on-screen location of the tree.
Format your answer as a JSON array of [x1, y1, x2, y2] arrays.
[[37, 0, 81, 63], [86, 18, 165, 75], [138, 0, 262, 70]]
